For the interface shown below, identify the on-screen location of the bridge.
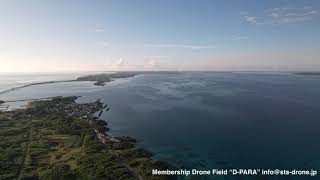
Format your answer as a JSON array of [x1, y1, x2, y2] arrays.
[[0, 80, 75, 95]]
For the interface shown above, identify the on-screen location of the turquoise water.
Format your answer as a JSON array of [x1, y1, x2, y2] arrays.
[[1, 72, 320, 179]]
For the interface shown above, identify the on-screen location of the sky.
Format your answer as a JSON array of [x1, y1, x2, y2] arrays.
[[0, 0, 319, 72]]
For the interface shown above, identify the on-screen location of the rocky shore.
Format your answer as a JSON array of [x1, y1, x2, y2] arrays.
[[0, 96, 176, 180]]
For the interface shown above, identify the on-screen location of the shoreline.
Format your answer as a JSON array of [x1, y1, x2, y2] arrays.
[[0, 71, 180, 96], [0, 73, 127, 96], [0, 96, 176, 179]]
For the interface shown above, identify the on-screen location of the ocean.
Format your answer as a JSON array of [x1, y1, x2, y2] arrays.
[[1, 72, 320, 179]]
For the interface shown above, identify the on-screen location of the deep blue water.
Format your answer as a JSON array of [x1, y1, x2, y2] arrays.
[[1, 72, 320, 179]]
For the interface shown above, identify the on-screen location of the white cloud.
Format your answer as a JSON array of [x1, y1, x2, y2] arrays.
[[232, 36, 249, 40], [145, 43, 216, 50], [304, 10, 318, 15], [141, 57, 175, 70], [270, 13, 280, 18], [143, 55, 170, 59], [96, 41, 109, 46], [142, 56, 168, 69], [111, 58, 126, 69], [95, 29, 105, 32], [103, 56, 175, 71], [243, 6, 319, 25], [144, 59, 158, 69], [244, 16, 257, 24], [105, 58, 127, 70]]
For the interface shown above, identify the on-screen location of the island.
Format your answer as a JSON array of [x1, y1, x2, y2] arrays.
[[76, 71, 179, 86], [76, 72, 137, 86], [0, 96, 176, 180], [295, 72, 320, 76]]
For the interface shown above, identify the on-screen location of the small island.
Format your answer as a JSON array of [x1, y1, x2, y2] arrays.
[[0, 96, 176, 180], [76, 72, 137, 86], [295, 72, 320, 76]]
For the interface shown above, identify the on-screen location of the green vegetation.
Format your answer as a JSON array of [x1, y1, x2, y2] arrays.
[[0, 97, 175, 180], [76, 71, 179, 86], [76, 72, 137, 86]]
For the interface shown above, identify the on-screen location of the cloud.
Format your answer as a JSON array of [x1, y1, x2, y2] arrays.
[[244, 16, 257, 24], [270, 12, 280, 18], [243, 7, 319, 25], [96, 41, 109, 46], [145, 43, 216, 50], [143, 55, 170, 59], [232, 35, 249, 40], [105, 58, 127, 70], [103, 56, 176, 71], [95, 29, 105, 32], [304, 10, 318, 15], [111, 58, 126, 67], [144, 59, 158, 69], [142, 57, 174, 70], [142, 56, 167, 69]]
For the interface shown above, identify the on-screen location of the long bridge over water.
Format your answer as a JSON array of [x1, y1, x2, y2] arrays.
[[0, 80, 75, 95]]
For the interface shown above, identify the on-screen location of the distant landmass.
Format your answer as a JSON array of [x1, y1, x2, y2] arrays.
[[295, 72, 320, 76], [76, 71, 179, 86], [0, 71, 179, 96], [76, 72, 137, 86]]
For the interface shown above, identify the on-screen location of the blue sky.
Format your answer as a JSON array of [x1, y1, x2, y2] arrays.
[[0, 0, 319, 72]]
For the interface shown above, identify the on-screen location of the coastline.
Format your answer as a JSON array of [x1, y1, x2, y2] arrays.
[[0, 96, 176, 179], [0, 71, 179, 96]]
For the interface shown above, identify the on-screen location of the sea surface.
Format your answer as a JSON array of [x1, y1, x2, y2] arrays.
[[1, 72, 320, 179]]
